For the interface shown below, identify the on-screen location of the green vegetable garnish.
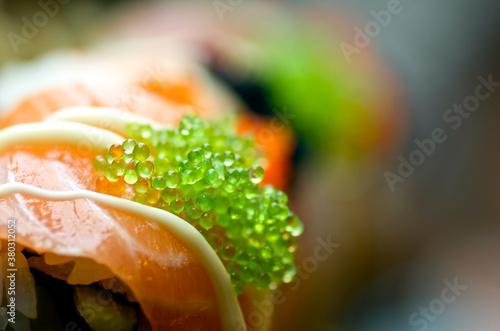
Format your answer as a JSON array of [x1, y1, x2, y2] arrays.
[[93, 114, 303, 294]]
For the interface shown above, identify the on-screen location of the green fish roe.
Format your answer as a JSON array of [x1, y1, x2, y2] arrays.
[[92, 114, 303, 294]]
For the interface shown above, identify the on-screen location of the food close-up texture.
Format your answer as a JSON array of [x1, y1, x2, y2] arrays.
[[1, 1, 500, 331]]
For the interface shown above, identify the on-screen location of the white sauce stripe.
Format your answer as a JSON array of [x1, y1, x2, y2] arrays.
[[45, 107, 165, 136], [0, 183, 245, 330], [0, 122, 125, 154]]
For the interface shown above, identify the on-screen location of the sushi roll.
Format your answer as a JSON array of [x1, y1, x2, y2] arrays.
[[0, 50, 300, 331]]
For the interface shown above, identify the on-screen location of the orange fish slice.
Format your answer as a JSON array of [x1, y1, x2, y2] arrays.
[[0, 142, 228, 330]]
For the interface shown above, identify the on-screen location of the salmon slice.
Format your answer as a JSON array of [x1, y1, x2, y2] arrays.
[[0, 85, 100, 130], [0, 144, 223, 330], [0, 57, 236, 130]]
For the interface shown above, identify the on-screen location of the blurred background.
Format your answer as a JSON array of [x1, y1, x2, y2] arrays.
[[1, 0, 500, 330]]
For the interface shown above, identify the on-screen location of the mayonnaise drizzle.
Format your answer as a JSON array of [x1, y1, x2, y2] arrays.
[[0, 112, 246, 330], [45, 107, 165, 137], [0, 183, 245, 330], [0, 121, 125, 152]]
